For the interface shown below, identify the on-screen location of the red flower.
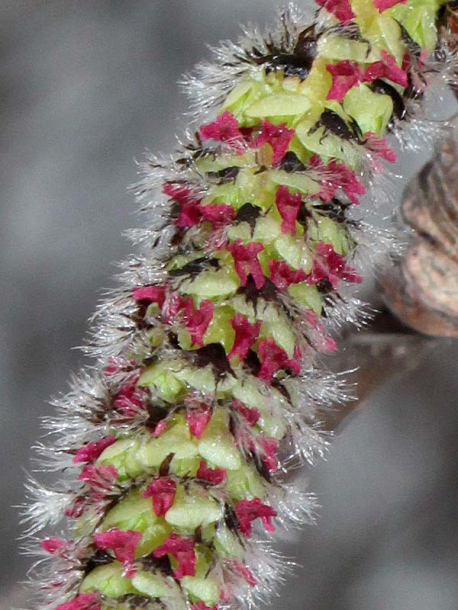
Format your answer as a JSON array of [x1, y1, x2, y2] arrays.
[[197, 460, 227, 485], [164, 293, 193, 323], [363, 50, 408, 88], [230, 561, 257, 587], [192, 603, 217, 610], [275, 185, 302, 235], [143, 477, 177, 516], [402, 49, 428, 85], [94, 528, 142, 576], [132, 285, 166, 308], [329, 162, 365, 204], [78, 464, 118, 487], [40, 537, 67, 556], [232, 400, 261, 427], [112, 382, 144, 418], [228, 241, 265, 290], [64, 497, 86, 520], [251, 121, 295, 165], [185, 404, 212, 439], [153, 533, 196, 579], [257, 338, 301, 383], [310, 156, 365, 204], [269, 260, 307, 292], [373, 0, 407, 12], [73, 437, 116, 465], [257, 436, 279, 472], [186, 300, 214, 347], [326, 61, 362, 102], [56, 594, 101, 610], [304, 311, 338, 353], [229, 314, 261, 361], [163, 183, 202, 228], [74, 465, 119, 513], [364, 133, 397, 164], [309, 242, 362, 288], [153, 420, 168, 437], [316, 0, 355, 23], [200, 111, 245, 153], [200, 203, 236, 227], [234, 498, 277, 537]]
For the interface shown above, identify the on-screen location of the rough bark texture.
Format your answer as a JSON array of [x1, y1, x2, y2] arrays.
[[382, 117, 458, 337]]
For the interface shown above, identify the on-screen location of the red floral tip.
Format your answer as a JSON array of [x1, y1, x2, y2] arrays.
[[229, 313, 261, 361], [294, 344, 304, 362], [373, 0, 407, 12], [326, 61, 362, 103], [64, 497, 85, 520], [163, 183, 202, 228], [186, 404, 212, 439], [309, 242, 362, 288], [177, 201, 202, 228], [162, 182, 195, 202], [364, 133, 397, 164], [192, 602, 217, 610], [231, 561, 257, 587], [234, 498, 277, 537], [112, 383, 144, 417], [275, 185, 303, 235], [153, 420, 168, 437], [324, 336, 338, 352], [251, 120, 295, 166], [104, 358, 139, 377], [186, 300, 214, 347], [257, 436, 279, 472], [316, 0, 355, 23], [269, 259, 307, 292], [143, 477, 177, 516], [112, 389, 141, 417], [74, 437, 116, 465], [304, 311, 338, 352], [153, 533, 196, 579], [228, 241, 265, 290], [78, 464, 118, 487], [76, 465, 119, 508], [40, 537, 67, 555], [310, 158, 333, 203], [232, 400, 261, 427], [197, 460, 227, 485], [332, 160, 366, 204], [164, 293, 191, 322], [94, 528, 142, 576], [56, 593, 101, 610], [257, 338, 301, 383], [115, 373, 137, 391], [311, 155, 366, 203], [200, 203, 236, 227], [363, 50, 408, 88], [104, 363, 120, 377], [401, 51, 427, 96], [200, 111, 245, 153], [132, 285, 167, 308]]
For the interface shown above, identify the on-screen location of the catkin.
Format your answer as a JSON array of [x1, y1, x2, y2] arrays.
[[24, 2, 454, 609]]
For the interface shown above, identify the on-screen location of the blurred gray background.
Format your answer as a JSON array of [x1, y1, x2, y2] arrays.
[[1, 2, 458, 609]]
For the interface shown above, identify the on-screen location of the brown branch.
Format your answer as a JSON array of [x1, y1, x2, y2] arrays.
[[381, 117, 458, 338]]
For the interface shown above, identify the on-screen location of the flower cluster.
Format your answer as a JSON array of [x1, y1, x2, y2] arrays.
[[24, 2, 453, 610]]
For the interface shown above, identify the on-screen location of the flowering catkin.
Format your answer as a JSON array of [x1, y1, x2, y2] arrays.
[[25, 1, 454, 609]]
